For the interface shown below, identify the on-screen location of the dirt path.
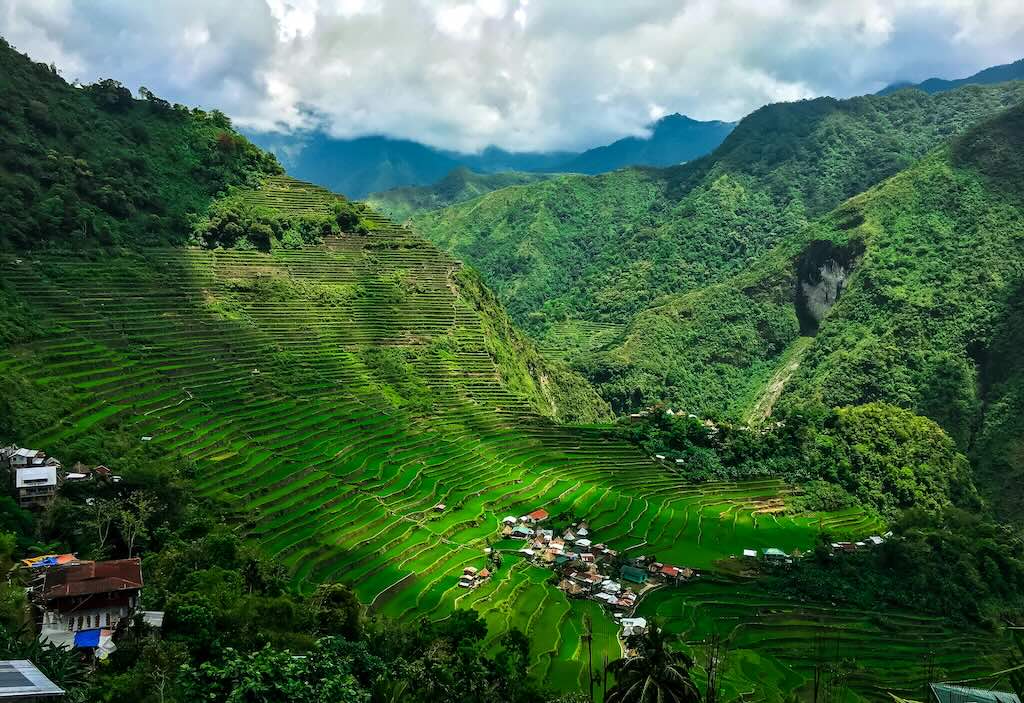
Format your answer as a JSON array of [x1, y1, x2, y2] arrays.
[[746, 337, 814, 424]]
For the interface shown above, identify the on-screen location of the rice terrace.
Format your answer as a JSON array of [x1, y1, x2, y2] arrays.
[[1, 175, 1009, 700], [2, 9, 1024, 703]]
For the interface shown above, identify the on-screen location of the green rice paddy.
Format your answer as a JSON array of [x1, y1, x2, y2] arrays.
[[0, 178, 999, 699]]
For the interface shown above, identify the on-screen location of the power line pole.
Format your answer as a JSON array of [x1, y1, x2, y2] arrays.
[[583, 613, 595, 703]]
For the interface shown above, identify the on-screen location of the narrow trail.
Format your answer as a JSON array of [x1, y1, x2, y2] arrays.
[[746, 336, 814, 424]]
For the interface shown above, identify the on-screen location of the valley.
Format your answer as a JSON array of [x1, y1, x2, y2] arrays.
[[0, 19, 1022, 703]]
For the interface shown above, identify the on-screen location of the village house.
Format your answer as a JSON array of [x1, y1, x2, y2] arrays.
[[458, 565, 489, 589], [14, 466, 58, 510], [521, 508, 549, 524], [37, 558, 144, 649], [658, 565, 694, 582], [620, 617, 647, 638], [501, 516, 518, 526], [4, 447, 58, 471], [762, 547, 790, 564], [570, 571, 603, 594], [510, 525, 535, 540], [929, 683, 1020, 703], [620, 565, 648, 585], [0, 659, 64, 699]]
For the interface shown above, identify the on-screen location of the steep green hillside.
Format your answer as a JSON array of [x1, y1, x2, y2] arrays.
[[0, 39, 1012, 700], [367, 167, 550, 222], [600, 104, 1024, 518], [0, 39, 280, 249], [411, 83, 1024, 340], [0, 226, 894, 698]]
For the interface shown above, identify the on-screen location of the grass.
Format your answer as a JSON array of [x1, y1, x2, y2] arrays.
[[0, 201, 988, 700]]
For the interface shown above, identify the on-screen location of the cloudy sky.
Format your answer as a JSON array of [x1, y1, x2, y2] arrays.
[[3, 0, 1023, 152]]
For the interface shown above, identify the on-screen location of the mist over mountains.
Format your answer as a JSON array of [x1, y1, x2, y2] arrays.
[[245, 112, 736, 197]]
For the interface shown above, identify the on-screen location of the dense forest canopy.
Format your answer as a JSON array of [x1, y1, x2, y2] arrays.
[[0, 39, 281, 249], [411, 82, 1024, 338]]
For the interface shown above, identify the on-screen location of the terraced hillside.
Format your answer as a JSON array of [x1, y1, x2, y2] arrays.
[[1, 183, 990, 699], [639, 579, 1009, 702]]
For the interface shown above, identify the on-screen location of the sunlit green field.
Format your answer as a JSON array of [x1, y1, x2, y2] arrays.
[[0, 180, 997, 700]]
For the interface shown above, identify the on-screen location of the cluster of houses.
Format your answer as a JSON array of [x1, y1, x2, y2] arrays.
[[458, 565, 492, 589], [738, 532, 892, 566], [830, 533, 890, 553], [498, 509, 696, 639], [1, 444, 121, 510], [502, 510, 618, 563]]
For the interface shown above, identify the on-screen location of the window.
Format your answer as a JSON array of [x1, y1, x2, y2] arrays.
[[105, 613, 111, 627]]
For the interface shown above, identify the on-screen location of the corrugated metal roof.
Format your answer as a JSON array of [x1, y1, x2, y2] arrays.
[[15, 467, 56, 488]]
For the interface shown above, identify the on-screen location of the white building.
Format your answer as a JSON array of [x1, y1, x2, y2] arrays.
[[15, 467, 58, 509], [620, 617, 648, 637]]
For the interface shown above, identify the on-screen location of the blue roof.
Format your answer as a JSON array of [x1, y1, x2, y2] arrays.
[[73, 629, 102, 648], [621, 565, 647, 583], [931, 684, 1021, 703]]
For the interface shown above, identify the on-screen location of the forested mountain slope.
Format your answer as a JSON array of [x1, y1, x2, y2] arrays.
[[410, 83, 1024, 346], [367, 167, 550, 222], [599, 104, 1024, 518], [0, 39, 280, 249], [0, 38, 1018, 701], [878, 56, 1024, 95]]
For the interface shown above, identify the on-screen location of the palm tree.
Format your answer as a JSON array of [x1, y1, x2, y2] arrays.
[[605, 621, 701, 703]]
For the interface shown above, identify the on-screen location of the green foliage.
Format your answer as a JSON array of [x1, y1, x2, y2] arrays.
[[623, 402, 976, 519], [606, 623, 701, 703], [0, 625, 89, 701], [0, 39, 281, 248], [367, 167, 551, 222], [774, 508, 1024, 625], [586, 103, 1024, 524], [412, 82, 1024, 343], [453, 266, 612, 422], [190, 192, 370, 250], [180, 638, 384, 703]]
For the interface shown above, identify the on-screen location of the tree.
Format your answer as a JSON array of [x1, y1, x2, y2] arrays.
[[117, 492, 155, 558], [87, 498, 118, 558], [582, 613, 595, 703], [311, 583, 363, 640], [606, 623, 701, 703]]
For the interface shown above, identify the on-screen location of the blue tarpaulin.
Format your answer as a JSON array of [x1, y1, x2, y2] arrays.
[[74, 629, 102, 648]]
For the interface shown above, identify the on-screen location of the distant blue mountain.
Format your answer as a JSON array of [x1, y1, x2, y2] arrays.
[[554, 113, 736, 174], [877, 57, 1024, 96], [244, 113, 735, 198]]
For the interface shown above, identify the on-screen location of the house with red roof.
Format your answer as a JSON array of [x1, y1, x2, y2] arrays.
[[525, 508, 549, 523], [37, 558, 143, 648]]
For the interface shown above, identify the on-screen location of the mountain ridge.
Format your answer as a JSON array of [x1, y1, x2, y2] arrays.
[[246, 112, 735, 198], [409, 81, 1024, 345], [878, 56, 1024, 95]]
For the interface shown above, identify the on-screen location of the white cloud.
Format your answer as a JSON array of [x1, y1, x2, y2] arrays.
[[2, 0, 1022, 152]]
